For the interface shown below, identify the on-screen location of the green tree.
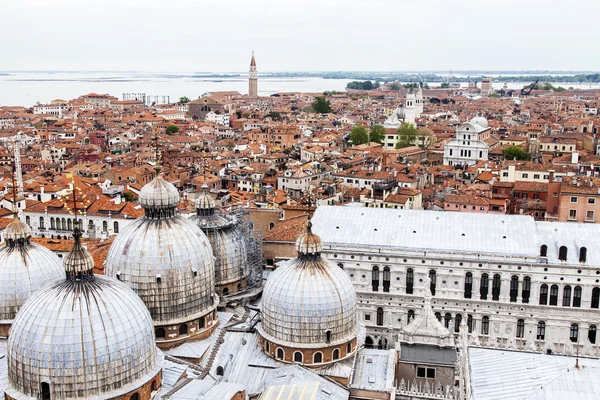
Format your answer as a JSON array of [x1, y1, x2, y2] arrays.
[[267, 111, 281, 120], [389, 83, 401, 91], [179, 96, 190, 103], [349, 125, 369, 145], [165, 125, 179, 135], [417, 127, 436, 150], [123, 192, 137, 202], [369, 124, 386, 144], [503, 146, 531, 160], [440, 82, 450, 88], [312, 96, 332, 114], [395, 123, 418, 149]]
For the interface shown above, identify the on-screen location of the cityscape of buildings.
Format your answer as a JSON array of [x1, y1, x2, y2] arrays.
[[0, 50, 599, 400]]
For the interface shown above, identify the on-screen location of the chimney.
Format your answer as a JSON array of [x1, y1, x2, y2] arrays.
[[548, 170, 555, 183]]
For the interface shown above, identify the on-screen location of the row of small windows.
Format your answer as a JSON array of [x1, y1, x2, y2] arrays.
[[37, 217, 120, 233], [268, 342, 352, 363], [540, 245, 587, 263]]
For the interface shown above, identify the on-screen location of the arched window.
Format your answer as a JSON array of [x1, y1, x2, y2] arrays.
[[61, 217, 66, 230], [429, 270, 437, 295], [114, 221, 119, 233], [589, 325, 597, 344], [216, 366, 224, 376], [155, 328, 165, 339], [579, 247, 587, 263], [67, 219, 72, 231], [540, 245, 548, 257], [130, 393, 139, 400], [26, 216, 30, 227], [41, 382, 51, 400], [347, 342, 352, 353], [313, 352, 323, 363], [510, 275, 519, 302], [467, 314, 473, 333], [199, 317, 205, 329], [539, 284, 548, 305], [377, 338, 387, 350], [365, 336, 374, 349], [522, 276, 531, 303], [151, 380, 157, 392], [559, 246, 568, 262], [383, 267, 391, 292], [179, 324, 188, 335], [482, 316, 489, 335], [325, 330, 332, 343], [454, 314, 462, 333], [573, 286, 582, 307], [492, 274, 501, 301], [265, 341, 270, 352], [570, 323, 579, 343], [372, 266, 380, 292], [591, 287, 600, 309], [276, 348, 284, 360], [549, 285, 558, 306], [50, 217, 55, 229], [516, 319, 525, 338], [480, 273, 489, 300], [39, 217, 45, 229], [406, 268, 414, 294], [294, 351, 303, 363], [562, 286, 572, 307], [332, 349, 340, 360], [537, 321, 546, 340], [222, 287, 229, 296], [88, 220, 94, 231], [269, 221, 275, 231], [435, 312, 442, 322], [376, 307, 384, 326], [103, 220, 108, 231], [444, 313, 452, 329], [407, 309, 415, 324], [464, 272, 473, 299]]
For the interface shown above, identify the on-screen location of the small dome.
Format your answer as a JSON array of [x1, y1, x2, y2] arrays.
[[64, 227, 94, 277], [3, 218, 31, 241], [139, 174, 179, 211], [0, 225, 64, 322], [296, 231, 323, 255], [3, 275, 163, 399], [195, 184, 216, 212], [259, 254, 357, 348], [470, 115, 488, 128]]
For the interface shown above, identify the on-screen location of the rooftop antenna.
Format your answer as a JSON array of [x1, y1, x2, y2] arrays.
[[10, 158, 18, 218], [14, 132, 24, 198], [151, 127, 162, 176]]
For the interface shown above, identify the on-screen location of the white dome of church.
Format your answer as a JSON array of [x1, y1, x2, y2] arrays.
[[105, 173, 218, 346], [1, 223, 163, 400], [0, 217, 63, 328], [190, 184, 249, 297], [258, 219, 358, 365], [470, 115, 489, 129]]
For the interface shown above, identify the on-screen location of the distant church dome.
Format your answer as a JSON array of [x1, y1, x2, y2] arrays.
[[0, 217, 63, 331], [470, 115, 489, 129], [258, 218, 358, 365], [105, 173, 218, 347], [190, 183, 249, 297], [2, 223, 163, 400]]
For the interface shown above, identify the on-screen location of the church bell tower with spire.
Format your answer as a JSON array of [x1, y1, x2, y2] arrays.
[[249, 51, 258, 97]]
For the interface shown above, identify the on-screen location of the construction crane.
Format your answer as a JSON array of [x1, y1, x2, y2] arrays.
[[13, 132, 24, 198], [520, 79, 539, 96]]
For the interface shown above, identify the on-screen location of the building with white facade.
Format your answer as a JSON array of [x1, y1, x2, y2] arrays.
[[32, 103, 72, 116], [311, 205, 600, 359], [443, 116, 491, 167], [205, 111, 230, 126]]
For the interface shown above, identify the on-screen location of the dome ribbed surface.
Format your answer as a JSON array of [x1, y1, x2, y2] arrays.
[[296, 231, 323, 255], [0, 239, 63, 322], [195, 192, 216, 211], [105, 216, 216, 324], [259, 256, 357, 348], [3, 276, 163, 399], [64, 238, 94, 276], [3, 218, 32, 241], [139, 174, 179, 210]]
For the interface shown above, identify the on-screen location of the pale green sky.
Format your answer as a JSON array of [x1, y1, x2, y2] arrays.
[[1, 0, 598, 71]]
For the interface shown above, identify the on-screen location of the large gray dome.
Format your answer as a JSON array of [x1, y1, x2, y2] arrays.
[[2, 276, 163, 399], [0, 218, 63, 323], [259, 228, 357, 348], [105, 174, 217, 325]]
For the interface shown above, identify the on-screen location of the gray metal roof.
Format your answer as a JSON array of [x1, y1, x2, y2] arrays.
[[260, 365, 349, 400], [350, 349, 396, 393], [168, 378, 245, 400], [400, 344, 457, 366], [312, 205, 600, 266], [469, 347, 600, 400]]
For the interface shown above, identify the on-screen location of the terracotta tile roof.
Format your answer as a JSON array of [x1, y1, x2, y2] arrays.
[[263, 215, 308, 242]]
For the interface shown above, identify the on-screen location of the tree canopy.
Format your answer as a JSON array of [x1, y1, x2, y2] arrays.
[[503, 146, 531, 160], [346, 80, 380, 90], [349, 125, 369, 146], [179, 96, 190, 103], [389, 83, 401, 91], [267, 111, 281, 120], [311, 96, 333, 114], [395, 123, 419, 149], [165, 125, 179, 135], [369, 125, 385, 144]]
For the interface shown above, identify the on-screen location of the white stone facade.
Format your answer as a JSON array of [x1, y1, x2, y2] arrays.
[[443, 117, 490, 167]]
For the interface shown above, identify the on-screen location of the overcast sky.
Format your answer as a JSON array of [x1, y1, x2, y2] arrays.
[[1, 0, 599, 72]]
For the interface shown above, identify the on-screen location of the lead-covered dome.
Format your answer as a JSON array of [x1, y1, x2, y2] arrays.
[[0, 218, 63, 326], [1, 222, 163, 400], [105, 173, 217, 327], [470, 115, 488, 129], [190, 185, 249, 296], [259, 221, 357, 349]]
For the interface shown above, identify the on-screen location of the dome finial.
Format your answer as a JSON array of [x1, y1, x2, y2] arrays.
[[62, 176, 94, 279], [152, 128, 162, 175]]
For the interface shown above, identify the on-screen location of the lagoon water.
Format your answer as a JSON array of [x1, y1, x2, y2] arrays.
[[0, 71, 598, 107]]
